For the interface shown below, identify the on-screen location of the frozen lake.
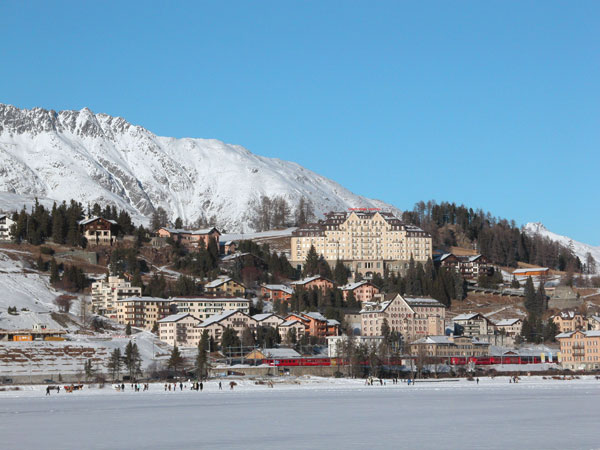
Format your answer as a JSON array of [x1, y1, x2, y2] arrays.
[[1, 376, 599, 449]]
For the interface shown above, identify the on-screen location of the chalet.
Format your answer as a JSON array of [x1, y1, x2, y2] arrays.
[[79, 217, 117, 246], [433, 253, 460, 268], [158, 313, 201, 347], [452, 312, 496, 337], [434, 253, 493, 279], [219, 240, 237, 255], [494, 318, 523, 336], [204, 276, 246, 296], [290, 275, 334, 293], [157, 227, 220, 248], [261, 284, 293, 302], [339, 280, 380, 304]]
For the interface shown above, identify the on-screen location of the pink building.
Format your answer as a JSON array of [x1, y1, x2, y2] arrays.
[[290, 276, 334, 293], [340, 280, 380, 304]]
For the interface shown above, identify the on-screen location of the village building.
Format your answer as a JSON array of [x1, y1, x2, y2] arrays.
[[290, 211, 432, 277], [170, 297, 250, 321], [360, 294, 446, 342], [252, 313, 285, 329], [0, 323, 67, 342], [434, 253, 493, 279], [91, 276, 142, 318], [158, 313, 201, 347], [452, 312, 496, 337], [556, 330, 600, 371], [245, 347, 301, 361], [552, 311, 588, 333], [279, 319, 306, 343], [285, 312, 340, 338], [339, 280, 380, 304], [433, 253, 460, 269], [79, 217, 117, 246], [588, 316, 600, 331], [193, 310, 258, 346], [157, 227, 220, 248], [326, 335, 385, 357], [219, 240, 237, 255], [290, 275, 334, 293], [0, 214, 15, 241], [494, 318, 523, 336], [115, 297, 172, 330], [204, 276, 246, 297], [512, 267, 550, 278], [261, 284, 293, 302], [410, 335, 491, 359]]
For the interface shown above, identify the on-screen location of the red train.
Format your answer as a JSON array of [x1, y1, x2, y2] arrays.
[[261, 357, 332, 367], [450, 356, 543, 365]]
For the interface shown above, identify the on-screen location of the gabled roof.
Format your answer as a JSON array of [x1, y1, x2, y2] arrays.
[[556, 330, 600, 339], [340, 280, 376, 291], [262, 284, 293, 295], [205, 277, 243, 289], [158, 313, 199, 323], [262, 348, 301, 358], [198, 309, 241, 327], [452, 313, 482, 321], [404, 297, 445, 308], [280, 319, 303, 327], [512, 267, 549, 274], [303, 312, 328, 322], [160, 226, 220, 235], [327, 319, 340, 326], [252, 313, 283, 322], [290, 275, 332, 286], [495, 318, 521, 326], [78, 216, 117, 226]]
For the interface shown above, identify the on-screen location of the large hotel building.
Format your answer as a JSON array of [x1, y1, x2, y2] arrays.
[[290, 211, 432, 276]]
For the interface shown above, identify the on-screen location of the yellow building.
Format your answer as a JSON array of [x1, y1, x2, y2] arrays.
[[557, 330, 600, 370], [204, 276, 246, 296], [115, 297, 172, 330], [290, 211, 432, 276]]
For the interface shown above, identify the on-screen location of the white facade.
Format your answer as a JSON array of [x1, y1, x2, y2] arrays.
[[0, 214, 14, 241], [171, 297, 250, 320], [91, 276, 142, 317]]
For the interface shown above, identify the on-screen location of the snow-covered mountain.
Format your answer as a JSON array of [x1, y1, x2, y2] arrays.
[[524, 222, 599, 273], [0, 103, 396, 231]]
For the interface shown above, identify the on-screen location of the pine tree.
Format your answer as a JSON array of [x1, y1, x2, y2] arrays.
[[333, 260, 349, 286], [168, 345, 184, 374], [107, 348, 123, 381], [303, 245, 319, 277], [125, 323, 132, 336], [221, 327, 240, 355], [523, 277, 536, 315], [195, 331, 210, 380], [49, 258, 60, 284], [123, 341, 142, 380]]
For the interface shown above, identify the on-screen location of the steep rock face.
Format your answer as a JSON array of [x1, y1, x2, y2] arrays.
[[523, 222, 600, 273], [0, 104, 395, 230]]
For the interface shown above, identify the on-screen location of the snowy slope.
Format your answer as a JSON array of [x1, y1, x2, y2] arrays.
[[524, 222, 600, 273], [0, 103, 397, 231]]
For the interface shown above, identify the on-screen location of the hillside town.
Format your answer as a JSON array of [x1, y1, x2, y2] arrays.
[[1, 204, 600, 385]]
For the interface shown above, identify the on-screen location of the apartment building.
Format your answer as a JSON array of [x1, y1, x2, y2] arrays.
[[360, 294, 446, 341], [285, 312, 340, 338], [290, 211, 432, 276], [193, 310, 258, 346], [91, 276, 142, 318], [157, 226, 220, 248], [158, 313, 201, 347], [339, 280, 380, 304], [0, 214, 14, 241], [261, 284, 293, 302], [252, 313, 285, 329], [552, 311, 588, 333], [494, 318, 523, 336], [115, 297, 172, 330], [279, 319, 306, 343], [556, 330, 600, 370], [452, 313, 496, 337], [170, 297, 250, 321], [204, 276, 246, 296]]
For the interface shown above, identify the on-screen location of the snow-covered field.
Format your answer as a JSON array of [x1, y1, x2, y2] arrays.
[[1, 376, 599, 450]]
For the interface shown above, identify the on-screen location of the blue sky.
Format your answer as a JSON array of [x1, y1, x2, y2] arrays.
[[1, 1, 598, 244]]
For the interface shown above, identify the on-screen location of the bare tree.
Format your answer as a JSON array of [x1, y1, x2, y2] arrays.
[[54, 294, 76, 313]]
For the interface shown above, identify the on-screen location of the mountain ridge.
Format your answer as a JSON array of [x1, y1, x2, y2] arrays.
[[0, 103, 397, 231]]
